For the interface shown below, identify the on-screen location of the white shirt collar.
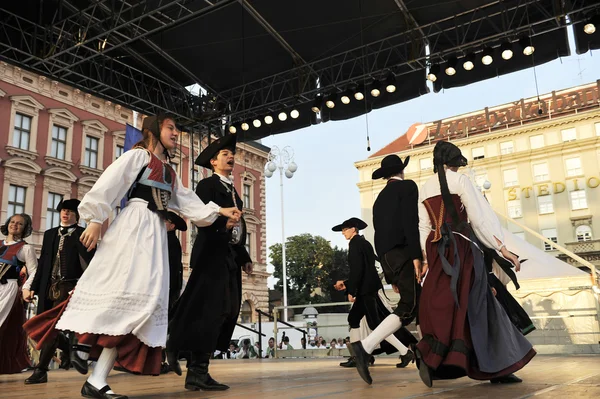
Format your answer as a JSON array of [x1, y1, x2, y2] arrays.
[[389, 176, 404, 181], [214, 172, 233, 185]]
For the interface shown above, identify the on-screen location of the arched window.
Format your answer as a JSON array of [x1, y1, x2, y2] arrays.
[[240, 300, 253, 323], [576, 225, 592, 242]]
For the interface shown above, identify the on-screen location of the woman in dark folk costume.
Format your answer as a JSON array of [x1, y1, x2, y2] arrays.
[[0, 213, 37, 374], [24, 114, 240, 399], [415, 141, 535, 387]]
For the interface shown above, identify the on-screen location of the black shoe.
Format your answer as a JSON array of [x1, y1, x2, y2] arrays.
[[81, 381, 128, 399], [185, 365, 230, 391], [491, 374, 523, 384], [166, 340, 182, 376], [369, 355, 375, 366], [396, 350, 414, 368], [160, 362, 171, 374], [24, 369, 47, 384], [70, 335, 90, 375], [413, 346, 432, 388], [339, 357, 356, 367], [349, 342, 372, 385]]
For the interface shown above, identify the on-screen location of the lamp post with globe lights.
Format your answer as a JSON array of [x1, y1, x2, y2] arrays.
[[265, 146, 297, 322]]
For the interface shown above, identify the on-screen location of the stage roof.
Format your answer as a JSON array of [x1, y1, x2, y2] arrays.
[[1, 1, 599, 141]]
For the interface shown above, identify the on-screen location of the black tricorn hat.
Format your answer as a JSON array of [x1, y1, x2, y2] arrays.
[[195, 134, 237, 169], [57, 199, 80, 221], [372, 154, 410, 179], [332, 217, 368, 232], [166, 211, 187, 232]]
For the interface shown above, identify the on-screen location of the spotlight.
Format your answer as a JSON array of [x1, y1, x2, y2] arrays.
[[584, 15, 599, 35], [500, 41, 513, 60], [325, 92, 337, 109], [482, 47, 494, 65], [264, 115, 274, 124], [228, 125, 237, 134], [341, 90, 351, 104], [253, 119, 261, 128], [445, 56, 457, 76], [241, 122, 249, 131], [370, 79, 381, 97], [385, 72, 396, 93], [278, 110, 287, 121], [311, 95, 324, 113], [519, 35, 535, 56], [354, 84, 365, 100], [463, 53, 475, 71], [290, 108, 299, 119], [427, 64, 440, 82]]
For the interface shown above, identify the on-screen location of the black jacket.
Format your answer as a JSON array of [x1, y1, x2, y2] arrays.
[[167, 230, 183, 310], [30, 225, 95, 314], [346, 235, 382, 297], [373, 179, 422, 261]]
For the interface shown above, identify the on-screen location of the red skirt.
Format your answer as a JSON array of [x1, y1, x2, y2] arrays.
[[0, 288, 30, 374], [23, 295, 162, 375], [417, 234, 535, 380]]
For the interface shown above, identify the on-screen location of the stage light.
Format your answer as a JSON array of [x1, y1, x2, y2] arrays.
[[463, 53, 475, 71], [385, 72, 396, 93], [501, 41, 513, 60], [445, 56, 457, 76], [325, 93, 337, 109], [253, 119, 261, 128], [482, 47, 494, 65], [264, 115, 274, 124], [241, 122, 249, 131], [354, 84, 365, 100], [278, 111, 287, 121], [370, 79, 381, 97], [341, 90, 351, 104], [427, 64, 440, 82], [520, 35, 535, 55], [311, 95, 323, 113], [228, 125, 237, 134], [290, 109, 299, 119], [584, 15, 599, 35]]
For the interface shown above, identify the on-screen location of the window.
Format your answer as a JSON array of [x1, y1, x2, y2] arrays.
[[472, 147, 485, 160], [7, 185, 26, 218], [192, 169, 200, 191], [243, 184, 251, 208], [561, 128, 577, 142], [51, 125, 67, 159], [503, 168, 518, 187], [245, 232, 252, 256], [533, 163, 549, 182], [419, 158, 432, 171], [507, 199, 522, 218], [576, 225, 592, 242], [542, 228, 558, 251], [565, 157, 582, 177], [46, 193, 63, 230], [596, 122, 600, 136], [84, 136, 99, 168], [12, 113, 32, 150], [514, 232, 525, 240], [570, 190, 588, 210], [530, 134, 545, 149], [500, 141, 514, 155], [115, 145, 124, 159], [538, 195, 554, 214]]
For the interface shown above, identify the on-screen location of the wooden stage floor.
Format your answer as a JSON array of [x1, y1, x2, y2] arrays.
[[1, 355, 599, 399]]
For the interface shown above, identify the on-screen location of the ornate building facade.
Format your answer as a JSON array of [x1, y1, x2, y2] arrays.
[[0, 61, 270, 321], [356, 80, 600, 273]]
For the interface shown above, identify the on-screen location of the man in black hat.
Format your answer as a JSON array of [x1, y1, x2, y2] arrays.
[[25, 199, 95, 384], [332, 218, 416, 369], [168, 133, 252, 391], [350, 154, 422, 385]]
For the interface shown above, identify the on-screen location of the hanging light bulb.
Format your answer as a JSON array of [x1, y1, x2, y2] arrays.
[[463, 53, 475, 71], [584, 15, 599, 35], [445, 56, 457, 76], [278, 110, 287, 121], [267, 161, 277, 172], [253, 119, 261, 128], [427, 64, 440, 82], [341, 89, 351, 104], [354, 84, 365, 100], [311, 95, 323, 113], [325, 93, 337, 108], [288, 161, 298, 173], [481, 47, 494, 65], [264, 115, 273, 124], [500, 41, 513, 60], [228, 125, 237, 134], [520, 35, 535, 56], [290, 109, 299, 119], [370, 79, 381, 97], [385, 72, 396, 93], [241, 122, 249, 131]]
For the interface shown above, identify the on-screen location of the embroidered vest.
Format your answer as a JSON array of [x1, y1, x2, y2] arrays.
[[0, 240, 27, 282]]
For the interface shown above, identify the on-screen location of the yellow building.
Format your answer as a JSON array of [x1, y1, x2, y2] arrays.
[[356, 80, 600, 273]]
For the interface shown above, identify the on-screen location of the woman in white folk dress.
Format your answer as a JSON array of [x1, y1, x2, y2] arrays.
[[25, 114, 241, 399], [0, 213, 37, 374]]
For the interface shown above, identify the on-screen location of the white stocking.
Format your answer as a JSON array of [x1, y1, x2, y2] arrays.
[[87, 347, 117, 393], [361, 314, 402, 354]]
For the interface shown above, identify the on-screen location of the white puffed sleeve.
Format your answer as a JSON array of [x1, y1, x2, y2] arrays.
[[78, 148, 150, 224], [457, 173, 504, 250], [168, 174, 220, 227], [17, 244, 38, 291]]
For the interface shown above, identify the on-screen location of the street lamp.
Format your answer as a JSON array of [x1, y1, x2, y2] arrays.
[[265, 146, 298, 322]]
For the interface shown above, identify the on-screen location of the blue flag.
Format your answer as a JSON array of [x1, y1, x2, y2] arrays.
[[119, 124, 144, 209]]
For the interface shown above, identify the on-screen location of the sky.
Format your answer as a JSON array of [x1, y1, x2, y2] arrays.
[[261, 27, 600, 288]]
